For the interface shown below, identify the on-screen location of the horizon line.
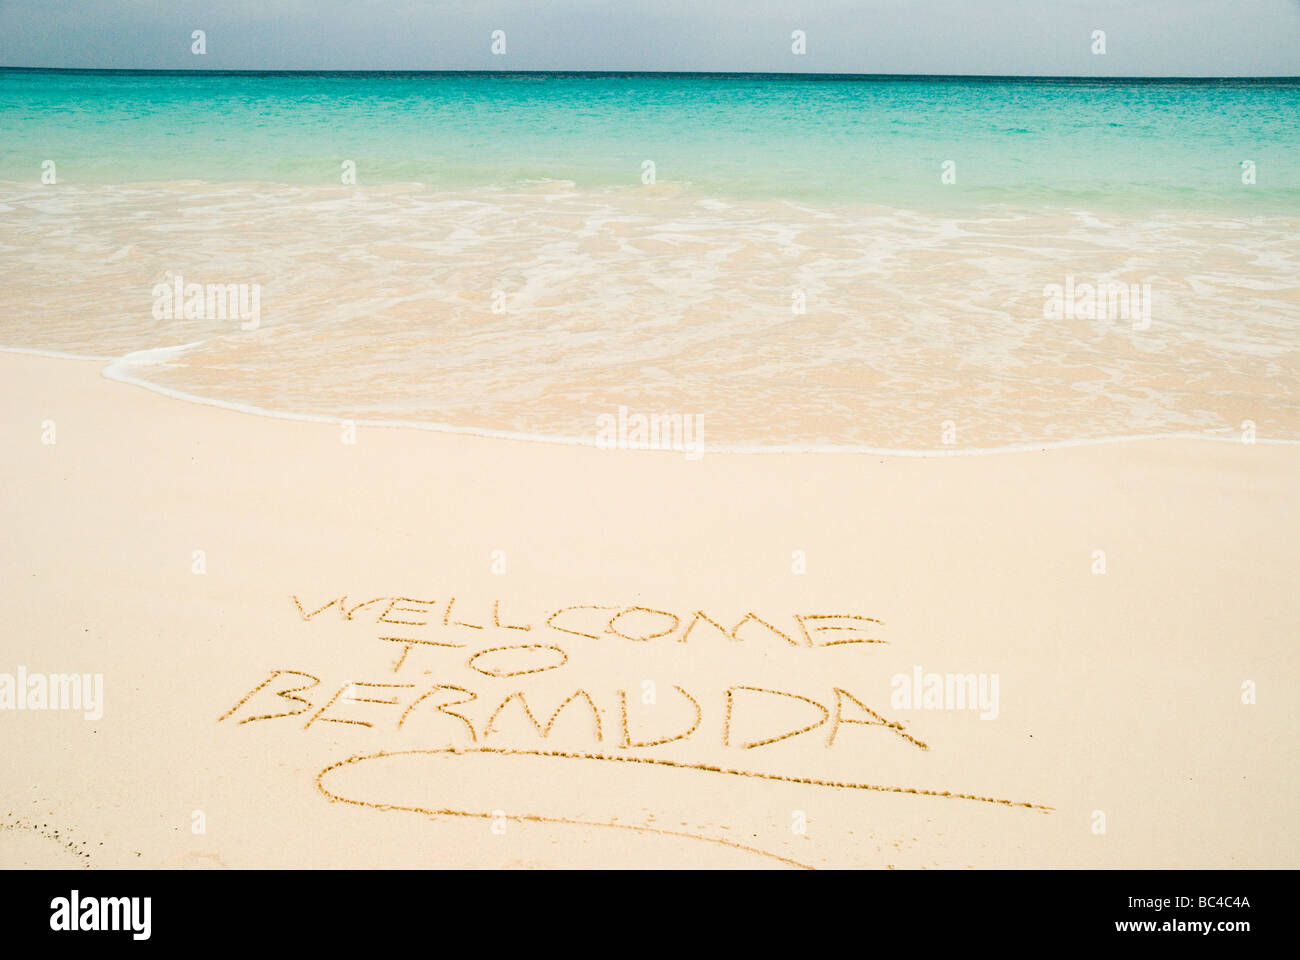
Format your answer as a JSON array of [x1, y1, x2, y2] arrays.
[[2, 66, 1298, 81]]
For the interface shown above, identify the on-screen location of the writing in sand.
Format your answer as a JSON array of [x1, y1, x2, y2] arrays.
[[215, 591, 1051, 868]]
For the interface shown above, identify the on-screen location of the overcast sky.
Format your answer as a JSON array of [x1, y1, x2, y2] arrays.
[[2, 0, 1297, 75]]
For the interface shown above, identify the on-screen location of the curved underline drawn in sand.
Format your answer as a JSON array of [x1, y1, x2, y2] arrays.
[[316, 746, 1054, 869]]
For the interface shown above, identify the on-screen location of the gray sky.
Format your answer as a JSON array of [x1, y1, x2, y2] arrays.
[[2, 0, 1298, 75]]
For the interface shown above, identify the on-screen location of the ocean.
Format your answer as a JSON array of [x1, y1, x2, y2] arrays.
[[2, 69, 1297, 450]]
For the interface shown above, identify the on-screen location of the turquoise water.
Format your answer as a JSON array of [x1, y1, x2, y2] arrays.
[[3, 70, 1299, 211], [1, 70, 1298, 450]]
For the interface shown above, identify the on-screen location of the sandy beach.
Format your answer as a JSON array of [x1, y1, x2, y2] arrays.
[[2, 349, 1296, 869]]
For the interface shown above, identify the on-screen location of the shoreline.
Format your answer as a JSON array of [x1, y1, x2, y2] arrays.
[[4, 344, 1295, 458]]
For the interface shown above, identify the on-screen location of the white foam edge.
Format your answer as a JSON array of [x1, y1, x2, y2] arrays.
[[3, 341, 1296, 457]]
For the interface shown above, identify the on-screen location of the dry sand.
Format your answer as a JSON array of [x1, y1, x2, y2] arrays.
[[1, 351, 1296, 868]]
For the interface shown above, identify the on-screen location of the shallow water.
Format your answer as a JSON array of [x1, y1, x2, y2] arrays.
[[2, 71, 1297, 450]]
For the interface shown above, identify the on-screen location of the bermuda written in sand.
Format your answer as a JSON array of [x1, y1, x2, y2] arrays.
[[2, 6, 1298, 873]]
